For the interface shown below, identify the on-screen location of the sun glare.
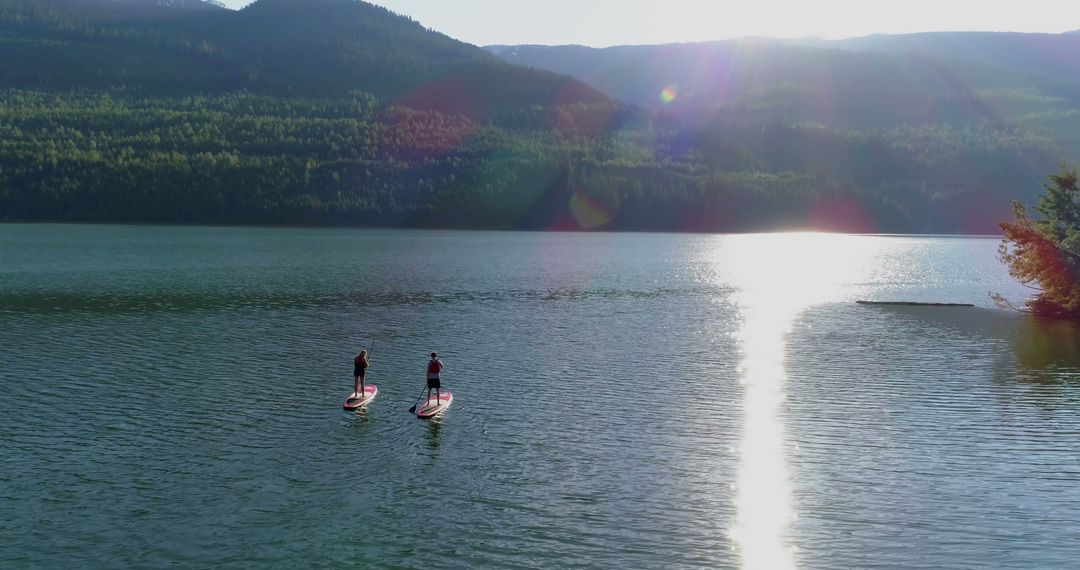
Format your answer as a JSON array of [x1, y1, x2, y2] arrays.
[[718, 233, 877, 569]]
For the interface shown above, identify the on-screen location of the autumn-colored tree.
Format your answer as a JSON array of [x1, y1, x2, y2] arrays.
[[997, 166, 1080, 317]]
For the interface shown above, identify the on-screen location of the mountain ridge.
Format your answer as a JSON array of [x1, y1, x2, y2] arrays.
[[0, 0, 609, 110], [485, 32, 1080, 141]]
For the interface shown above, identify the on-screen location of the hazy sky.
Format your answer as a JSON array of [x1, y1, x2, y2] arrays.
[[217, 0, 1080, 47]]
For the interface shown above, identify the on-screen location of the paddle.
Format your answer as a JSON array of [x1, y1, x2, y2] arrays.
[[407, 385, 427, 414], [407, 358, 433, 413]]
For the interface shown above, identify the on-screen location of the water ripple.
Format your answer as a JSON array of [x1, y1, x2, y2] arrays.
[[2, 226, 1079, 569]]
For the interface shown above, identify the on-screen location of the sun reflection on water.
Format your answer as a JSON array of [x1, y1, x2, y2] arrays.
[[720, 233, 876, 570]]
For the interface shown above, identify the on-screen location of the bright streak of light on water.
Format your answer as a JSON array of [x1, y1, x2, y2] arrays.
[[721, 233, 878, 570]]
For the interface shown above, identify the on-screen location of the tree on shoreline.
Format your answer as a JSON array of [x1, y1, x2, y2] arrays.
[[997, 165, 1080, 317]]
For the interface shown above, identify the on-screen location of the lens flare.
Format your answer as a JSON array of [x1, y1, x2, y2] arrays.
[[660, 85, 678, 104], [569, 192, 613, 229]]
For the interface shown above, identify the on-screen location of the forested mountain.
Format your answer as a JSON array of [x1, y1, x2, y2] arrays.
[[0, 0, 605, 108], [830, 32, 1080, 83], [487, 33, 1080, 230], [0, 0, 226, 19], [0, 0, 1072, 232], [488, 33, 1080, 121]]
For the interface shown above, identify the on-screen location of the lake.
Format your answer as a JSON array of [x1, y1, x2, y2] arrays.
[[3, 224, 1079, 569]]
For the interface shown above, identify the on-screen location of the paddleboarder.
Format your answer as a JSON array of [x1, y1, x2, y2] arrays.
[[426, 352, 444, 404], [353, 349, 370, 397]]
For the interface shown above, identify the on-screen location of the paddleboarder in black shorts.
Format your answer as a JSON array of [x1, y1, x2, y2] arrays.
[[353, 349, 369, 397], [426, 352, 444, 403]]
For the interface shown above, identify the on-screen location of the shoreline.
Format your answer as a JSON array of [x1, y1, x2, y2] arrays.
[[0, 219, 1005, 239]]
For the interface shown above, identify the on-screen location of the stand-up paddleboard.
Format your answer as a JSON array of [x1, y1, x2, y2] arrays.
[[416, 391, 453, 419], [343, 385, 378, 410]]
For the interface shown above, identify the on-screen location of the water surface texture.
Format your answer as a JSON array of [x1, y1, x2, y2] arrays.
[[3, 225, 1079, 569]]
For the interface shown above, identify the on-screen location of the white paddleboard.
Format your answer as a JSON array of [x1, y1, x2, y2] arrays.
[[343, 384, 378, 410], [416, 391, 453, 419]]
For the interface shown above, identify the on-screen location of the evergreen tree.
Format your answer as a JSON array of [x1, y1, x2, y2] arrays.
[[998, 166, 1080, 317]]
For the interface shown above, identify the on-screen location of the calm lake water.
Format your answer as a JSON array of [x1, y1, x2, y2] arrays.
[[3, 224, 1079, 569]]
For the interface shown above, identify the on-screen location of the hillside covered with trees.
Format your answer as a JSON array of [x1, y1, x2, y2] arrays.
[[490, 36, 1080, 227], [0, 0, 1074, 232]]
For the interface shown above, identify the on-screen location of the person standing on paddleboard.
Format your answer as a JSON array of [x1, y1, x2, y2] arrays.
[[353, 349, 370, 396], [427, 352, 444, 404]]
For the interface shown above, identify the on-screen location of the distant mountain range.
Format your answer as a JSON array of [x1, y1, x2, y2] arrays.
[[0, 0, 1076, 233], [487, 32, 1080, 132], [486, 31, 1080, 230]]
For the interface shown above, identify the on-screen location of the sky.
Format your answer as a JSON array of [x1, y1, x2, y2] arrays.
[[216, 0, 1080, 47]]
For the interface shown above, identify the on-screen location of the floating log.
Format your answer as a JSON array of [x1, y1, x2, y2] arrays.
[[856, 301, 975, 307]]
